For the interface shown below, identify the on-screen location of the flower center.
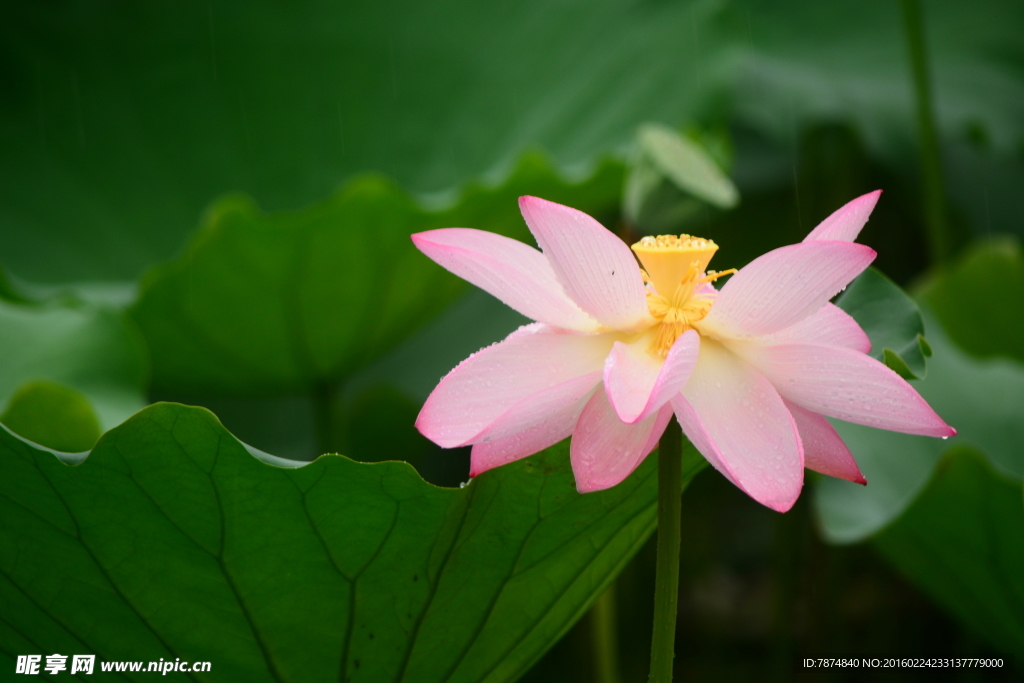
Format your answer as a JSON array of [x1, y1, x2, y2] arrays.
[[631, 234, 735, 356]]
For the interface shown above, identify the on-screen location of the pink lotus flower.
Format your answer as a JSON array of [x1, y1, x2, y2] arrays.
[[411, 192, 954, 511]]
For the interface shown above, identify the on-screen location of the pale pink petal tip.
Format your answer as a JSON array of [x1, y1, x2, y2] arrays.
[[410, 228, 600, 332], [803, 190, 882, 243]]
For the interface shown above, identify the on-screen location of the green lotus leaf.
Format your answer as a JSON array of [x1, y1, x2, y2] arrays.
[[921, 238, 1024, 365], [835, 266, 928, 380], [5, 0, 1022, 284], [874, 447, 1024, 659], [0, 402, 706, 682], [129, 154, 622, 396], [0, 298, 147, 432], [0, 380, 101, 453]]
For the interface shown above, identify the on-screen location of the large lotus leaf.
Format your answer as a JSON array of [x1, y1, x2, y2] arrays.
[[0, 402, 706, 682], [921, 238, 1024, 365], [874, 448, 1024, 659], [128, 154, 622, 395], [0, 299, 147, 432], [5, 0, 1023, 285]]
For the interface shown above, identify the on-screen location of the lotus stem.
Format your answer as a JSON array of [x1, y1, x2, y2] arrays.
[[591, 583, 622, 683], [649, 418, 682, 682]]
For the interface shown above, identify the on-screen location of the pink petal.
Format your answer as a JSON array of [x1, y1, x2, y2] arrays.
[[603, 329, 700, 424], [699, 241, 876, 338], [470, 386, 597, 477], [670, 340, 804, 512], [571, 390, 673, 493], [518, 196, 652, 331], [411, 228, 601, 332], [784, 399, 866, 484], [416, 323, 613, 448], [753, 303, 871, 353], [734, 342, 956, 437], [471, 372, 602, 444], [803, 190, 881, 243]]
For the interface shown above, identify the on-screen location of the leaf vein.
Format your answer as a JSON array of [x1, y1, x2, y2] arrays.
[[435, 512, 542, 682], [341, 490, 402, 683], [0, 549, 137, 682], [390, 483, 475, 683], [476, 500, 658, 683], [30, 458, 198, 682], [207, 434, 287, 683]]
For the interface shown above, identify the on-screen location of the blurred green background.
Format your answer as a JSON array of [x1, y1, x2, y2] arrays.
[[2, 0, 1023, 680]]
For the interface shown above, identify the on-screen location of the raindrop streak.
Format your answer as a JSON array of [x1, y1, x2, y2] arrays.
[[690, 5, 702, 95], [984, 186, 995, 262], [71, 68, 86, 148], [35, 60, 48, 152], [240, 94, 253, 154], [789, 96, 803, 231], [337, 100, 345, 157], [208, 3, 219, 83], [388, 39, 398, 99]]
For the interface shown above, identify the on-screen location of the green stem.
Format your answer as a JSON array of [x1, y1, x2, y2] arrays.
[[901, 0, 952, 265], [649, 418, 682, 683], [591, 584, 622, 683]]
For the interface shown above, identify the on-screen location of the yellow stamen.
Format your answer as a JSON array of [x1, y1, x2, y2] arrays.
[[632, 234, 735, 356]]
